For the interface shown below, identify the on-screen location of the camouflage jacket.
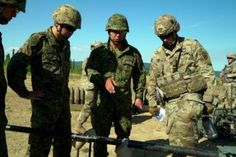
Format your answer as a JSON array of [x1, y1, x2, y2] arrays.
[[79, 57, 95, 90], [0, 32, 7, 109], [220, 63, 236, 83], [147, 36, 215, 107], [7, 27, 71, 98], [86, 40, 146, 99]]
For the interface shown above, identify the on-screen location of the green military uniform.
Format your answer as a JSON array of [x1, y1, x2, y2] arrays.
[[1, 0, 26, 156], [148, 36, 215, 149], [0, 32, 8, 157], [86, 40, 146, 157], [7, 27, 72, 157]]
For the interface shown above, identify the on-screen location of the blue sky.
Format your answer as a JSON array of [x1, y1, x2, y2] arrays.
[[1, 0, 236, 71]]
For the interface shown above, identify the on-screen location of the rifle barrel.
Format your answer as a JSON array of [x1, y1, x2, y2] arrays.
[[6, 124, 219, 157]]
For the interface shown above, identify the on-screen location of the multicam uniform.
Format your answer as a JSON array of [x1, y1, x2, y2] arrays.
[[7, 27, 72, 157], [86, 40, 146, 157], [220, 56, 236, 108], [76, 57, 98, 132], [220, 63, 236, 84], [148, 36, 215, 148], [75, 41, 102, 133]]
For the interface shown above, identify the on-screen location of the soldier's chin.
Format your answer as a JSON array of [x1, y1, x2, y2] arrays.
[[113, 40, 123, 44]]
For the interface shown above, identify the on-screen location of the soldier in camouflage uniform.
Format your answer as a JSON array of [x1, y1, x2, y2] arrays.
[[7, 4, 81, 157], [75, 41, 102, 134], [147, 14, 215, 157], [72, 41, 102, 151], [0, 0, 26, 156], [219, 53, 236, 109], [220, 53, 236, 83], [86, 13, 146, 157]]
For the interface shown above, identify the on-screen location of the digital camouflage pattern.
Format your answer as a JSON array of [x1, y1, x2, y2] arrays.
[[0, 32, 8, 157], [154, 14, 180, 37], [86, 40, 146, 157], [52, 4, 81, 29], [7, 27, 72, 157], [147, 36, 215, 149], [105, 13, 129, 32], [0, 0, 26, 12]]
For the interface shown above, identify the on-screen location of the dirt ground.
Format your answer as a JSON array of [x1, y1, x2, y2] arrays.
[[5, 76, 169, 157], [6, 75, 236, 157]]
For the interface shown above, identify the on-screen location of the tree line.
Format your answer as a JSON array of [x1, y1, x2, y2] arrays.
[[4, 49, 83, 74]]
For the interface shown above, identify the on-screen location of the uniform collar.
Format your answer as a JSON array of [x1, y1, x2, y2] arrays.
[[162, 36, 184, 56], [46, 27, 69, 47]]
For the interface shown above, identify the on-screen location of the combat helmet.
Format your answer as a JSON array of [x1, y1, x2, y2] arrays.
[[227, 53, 236, 60], [0, 0, 26, 12], [52, 4, 81, 29], [106, 13, 129, 32], [154, 14, 180, 36]]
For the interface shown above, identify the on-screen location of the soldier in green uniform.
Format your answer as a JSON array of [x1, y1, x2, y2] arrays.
[[7, 4, 81, 157], [147, 14, 215, 157], [0, 0, 26, 156], [86, 13, 146, 157]]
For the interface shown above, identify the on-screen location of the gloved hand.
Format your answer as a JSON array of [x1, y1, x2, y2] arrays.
[[149, 106, 160, 116]]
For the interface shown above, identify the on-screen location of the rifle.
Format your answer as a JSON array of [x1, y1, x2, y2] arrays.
[[5, 124, 221, 157], [210, 108, 236, 137]]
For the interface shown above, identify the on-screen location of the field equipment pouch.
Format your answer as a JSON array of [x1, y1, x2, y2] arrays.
[[157, 73, 207, 99]]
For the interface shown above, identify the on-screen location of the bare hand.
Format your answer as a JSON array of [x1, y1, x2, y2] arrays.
[[105, 78, 117, 94], [134, 98, 143, 110]]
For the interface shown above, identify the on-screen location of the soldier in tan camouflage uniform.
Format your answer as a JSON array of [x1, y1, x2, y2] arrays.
[[147, 14, 215, 157], [220, 53, 236, 83], [86, 13, 146, 157], [219, 53, 236, 109], [0, 0, 26, 156], [7, 4, 81, 157], [75, 41, 102, 134]]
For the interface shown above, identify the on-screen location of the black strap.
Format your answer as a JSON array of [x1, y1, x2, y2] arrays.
[[175, 50, 182, 72]]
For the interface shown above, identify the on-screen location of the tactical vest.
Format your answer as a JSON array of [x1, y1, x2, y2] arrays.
[[155, 38, 208, 99], [157, 72, 207, 99]]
